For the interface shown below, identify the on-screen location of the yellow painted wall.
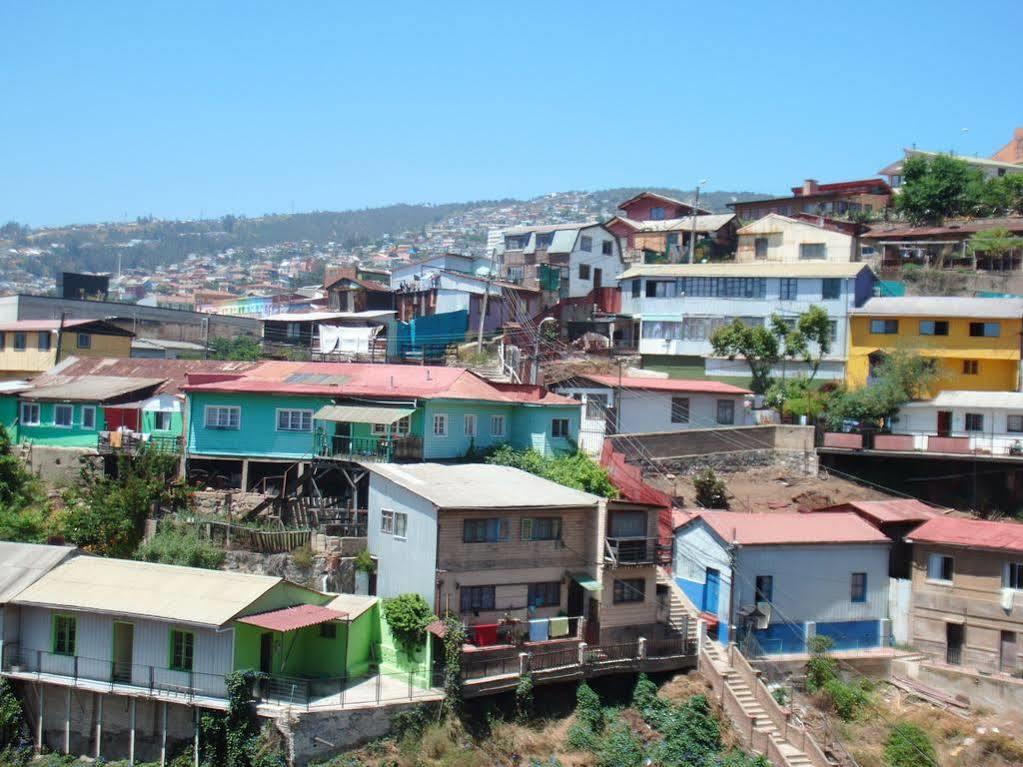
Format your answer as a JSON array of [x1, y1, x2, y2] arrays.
[[0, 330, 132, 377], [847, 315, 1021, 393], [58, 331, 132, 361]]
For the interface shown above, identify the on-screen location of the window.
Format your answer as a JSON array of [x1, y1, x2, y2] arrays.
[[927, 553, 954, 583], [754, 237, 768, 259], [54, 404, 73, 428], [962, 360, 979, 375], [286, 322, 300, 339], [671, 397, 690, 424], [81, 406, 96, 430], [754, 575, 773, 603], [76, 333, 91, 349], [53, 615, 76, 656], [821, 278, 841, 300], [463, 414, 477, 437], [463, 518, 509, 543], [850, 572, 867, 603], [1004, 562, 1023, 590], [649, 206, 665, 220], [645, 280, 677, 298], [276, 409, 312, 432], [319, 623, 337, 639], [528, 582, 561, 608], [37, 331, 51, 351], [170, 629, 194, 671], [613, 578, 646, 604], [969, 322, 1000, 337], [780, 278, 798, 301], [919, 320, 949, 336], [965, 413, 984, 431], [393, 511, 408, 538], [602, 240, 613, 256], [1008, 415, 1023, 433], [586, 393, 608, 419], [490, 414, 505, 437], [578, 263, 591, 280], [0, 332, 4, 350], [374, 416, 411, 436], [580, 236, 593, 253], [536, 233, 553, 249], [551, 418, 570, 438], [631, 279, 641, 298], [460, 585, 496, 612], [828, 320, 838, 342], [13, 332, 25, 351], [432, 413, 448, 437], [716, 400, 735, 425], [381, 509, 394, 534], [20, 403, 39, 426], [799, 243, 826, 260], [521, 517, 562, 541], [869, 319, 899, 335], [205, 406, 240, 430]]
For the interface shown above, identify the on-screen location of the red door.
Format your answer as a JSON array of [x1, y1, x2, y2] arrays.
[[937, 411, 952, 437]]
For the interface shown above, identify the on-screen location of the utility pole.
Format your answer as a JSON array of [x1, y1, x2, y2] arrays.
[[532, 317, 556, 385], [54, 312, 67, 364], [476, 272, 494, 353], [727, 530, 738, 646], [687, 180, 707, 264]]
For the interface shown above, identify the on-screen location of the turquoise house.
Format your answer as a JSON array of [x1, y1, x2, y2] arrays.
[[183, 360, 582, 490]]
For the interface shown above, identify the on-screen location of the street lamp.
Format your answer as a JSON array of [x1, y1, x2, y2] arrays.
[[531, 317, 557, 385], [688, 179, 708, 264]]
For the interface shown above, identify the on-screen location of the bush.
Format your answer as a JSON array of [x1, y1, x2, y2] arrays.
[[573, 682, 604, 734], [632, 673, 663, 722], [484, 446, 618, 499], [134, 522, 225, 569], [514, 673, 534, 723], [381, 593, 435, 654], [565, 721, 600, 753], [290, 544, 314, 570], [693, 468, 728, 509], [596, 721, 644, 767], [804, 635, 838, 693], [821, 678, 869, 721], [883, 722, 937, 767], [654, 694, 721, 766]]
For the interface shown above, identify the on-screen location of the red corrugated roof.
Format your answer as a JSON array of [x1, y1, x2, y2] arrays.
[[684, 510, 889, 546], [907, 516, 1023, 554], [812, 499, 942, 525], [236, 604, 348, 632], [580, 374, 751, 395], [184, 361, 579, 405]]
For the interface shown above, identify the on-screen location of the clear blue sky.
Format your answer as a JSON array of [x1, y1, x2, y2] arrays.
[[2, 0, 1020, 227]]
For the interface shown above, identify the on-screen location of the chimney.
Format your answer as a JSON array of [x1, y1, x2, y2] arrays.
[[802, 179, 819, 196]]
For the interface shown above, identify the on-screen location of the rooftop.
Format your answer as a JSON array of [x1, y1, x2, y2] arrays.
[[851, 296, 1023, 319], [619, 262, 871, 280], [907, 516, 1023, 554], [261, 310, 395, 323], [617, 191, 711, 215], [501, 221, 601, 236], [21, 375, 167, 403], [577, 373, 750, 395], [811, 499, 943, 525], [0, 319, 132, 335], [363, 462, 601, 509], [607, 213, 735, 234], [900, 390, 1023, 410], [682, 510, 890, 546], [237, 604, 346, 631], [13, 556, 290, 628], [864, 216, 1023, 239], [0, 542, 78, 604]]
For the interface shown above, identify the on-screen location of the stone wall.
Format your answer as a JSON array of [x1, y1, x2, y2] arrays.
[[221, 549, 359, 593], [192, 490, 270, 518], [278, 700, 441, 766], [893, 656, 1023, 710], [22, 446, 101, 487]]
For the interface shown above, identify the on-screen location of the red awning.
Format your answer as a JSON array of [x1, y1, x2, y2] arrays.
[[237, 604, 348, 632]]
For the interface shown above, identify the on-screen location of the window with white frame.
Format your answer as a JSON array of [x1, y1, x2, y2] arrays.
[[1008, 415, 1023, 433], [393, 511, 408, 538], [205, 406, 240, 430], [372, 416, 410, 436], [432, 414, 448, 437], [927, 553, 954, 583], [20, 403, 39, 425], [54, 404, 73, 428], [276, 409, 312, 432], [799, 243, 826, 260], [964, 413, 984, 432], [37, 331, 51, 351], [464, 414, 477, 437], [153, 411, 173, 431], [551, 418, 570, 438], [779, 278, 798, 300], [579, 236, 592, 252], [381, 509, 394, 534], [81, 406, 96, 430], [490, 414, 505, 437], [1005, 562, 1023, 590], [286, 323, 300, 338]]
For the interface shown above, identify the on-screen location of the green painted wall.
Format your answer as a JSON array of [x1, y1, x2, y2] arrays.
[[510, 403, 581, 456], [17, 401, 106, 447], [141, 409, 183, 436], [345, 605, 378, 678], [378, 608, 432, 689], [233, 620, 348, 678], [0, 396, 18, 442]]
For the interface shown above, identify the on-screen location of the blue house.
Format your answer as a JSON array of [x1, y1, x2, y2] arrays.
[[673, 511, 891, 654]]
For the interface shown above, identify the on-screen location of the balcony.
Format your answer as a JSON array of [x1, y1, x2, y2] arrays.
[[97, 432, 182, 455], [314, 434, 423, 462], [604, 537, 671, 567]]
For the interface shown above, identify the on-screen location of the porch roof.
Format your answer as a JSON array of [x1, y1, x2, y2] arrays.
[[237, 604, 349, 631], [314, 404, 416, 424]]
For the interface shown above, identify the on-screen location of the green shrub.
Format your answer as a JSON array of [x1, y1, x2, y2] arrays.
[[573, 682, 604, 734], [290, 544, 314, 570], [631, 673, 663, 722], [693, 468, 728, 509], [822, 678, 869, 722], [514, 672, 534, 723], [484, 446, 618, 498], [381, 593, 435, 655], [596, 721, 644, 767], [883, 722, 937, 767], [134, 522, 225, 569], [804, 635, 838, 693], [353, 549, 375, 573], [653, 694, 722, 766]]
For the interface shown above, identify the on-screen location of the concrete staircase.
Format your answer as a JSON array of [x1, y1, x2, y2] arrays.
[[658, 569, 699, 644]]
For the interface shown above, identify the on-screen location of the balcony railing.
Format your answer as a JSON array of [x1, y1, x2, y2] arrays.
[[97, 432, 182, 455], [315, 434, 423, 462], [604, 537, 671, 567]]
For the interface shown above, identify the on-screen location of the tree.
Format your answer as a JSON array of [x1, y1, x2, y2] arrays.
[[484, 446, 618, 498], [895, 154, 986, 224], [209, 336, 262, 361], [979, 173, 1023, 217], [710, 320, 779, 394], [693, 468, 729, 509], [966, 227, 1023, 271], [827, 351, 936, 427]]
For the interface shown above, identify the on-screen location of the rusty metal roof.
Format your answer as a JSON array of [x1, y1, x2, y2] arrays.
[[236, 604, 348, 632]]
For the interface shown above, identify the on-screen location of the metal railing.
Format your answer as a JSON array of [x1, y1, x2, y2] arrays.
[[604, 536, 671, 567], [315, 434, 424, 462], [946, 645, 962, 666], [97, 432, 182, 455]]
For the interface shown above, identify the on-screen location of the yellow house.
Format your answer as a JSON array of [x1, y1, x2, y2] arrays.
[[847, 296, 1023, 393], [0, 319, 134, 379]]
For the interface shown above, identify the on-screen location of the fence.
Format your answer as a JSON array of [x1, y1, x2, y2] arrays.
[[201, 519, 312, 553], [258, 668, 442, 709]]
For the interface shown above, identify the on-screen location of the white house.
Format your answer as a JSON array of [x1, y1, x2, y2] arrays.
[[618, 262, 876, 380], [893, 390, 1023, 456], [491, 222, 623, 298], [735, 213, 862, 263], [390, 253, 493, 289], [673, 511, 891, 653], [553, 373, 751, 455], [0, 542, 79, 661]]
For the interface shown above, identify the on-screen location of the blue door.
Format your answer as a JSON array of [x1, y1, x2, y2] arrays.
[[703, 568, 720, 613]]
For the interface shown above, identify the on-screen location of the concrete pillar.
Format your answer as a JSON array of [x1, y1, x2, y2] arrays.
[[35, 684, 43, 754], [518, 652, 529, 675], [64, 688, 71, 754], [94, 692, 103, 759], [880, 619, 892, 648], [129, 698, 136, 766], [577, 642, 587, 666], [804, 621, 817, 651], [160, 701, 168, 767], [637, 637, 647, 661], [697, 619, 707, 654], [193, 707, 200, 767], [240, 459, 250, 491]]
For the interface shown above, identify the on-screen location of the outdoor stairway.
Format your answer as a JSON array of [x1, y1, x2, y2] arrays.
[[657, 568, 699, 645]]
